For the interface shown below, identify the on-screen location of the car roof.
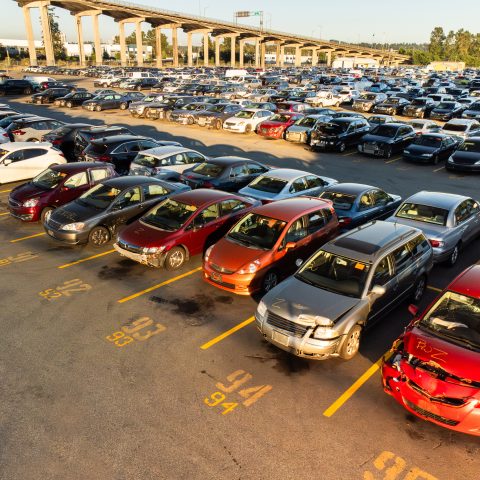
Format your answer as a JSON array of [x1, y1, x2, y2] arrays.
[[139, 146, 193, 157], [1, 142, 53, 151], [449, 264, 480, 298], [325, 182, 375, 195], [444, 118, 479, 125], [260, 168, 313, 181], [403, 191, 470, 209], [417, 133, 450, 139], [52, 162, 111, 173], [207, 156, 253, 165], [251, 197, 332, 222], [171, 188, 241, 206], [91, 134, 150, 144], [14, 116, 53, 123], [102, 176, 159, 188], [326, 220, 420, 262]]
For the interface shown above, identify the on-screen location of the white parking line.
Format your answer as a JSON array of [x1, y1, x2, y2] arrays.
[[385, 156, 402, 164], [433, 166, 445, 172]]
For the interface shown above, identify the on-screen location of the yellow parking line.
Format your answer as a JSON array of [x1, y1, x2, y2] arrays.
[[117, 266, 202, 303], [10, 232, 46, 243], [58, 249, 116, 269], [0, 212, 9, 216], [0, 189, 12, 193], [200, 316, 255, 350], [342, 151, 357, 156], [323, 353, 390, 417], [427, 285, 442, 293], [385, 156, 402, 164]]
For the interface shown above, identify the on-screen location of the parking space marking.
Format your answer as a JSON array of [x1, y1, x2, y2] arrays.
[[0, 189, 12, 193], [427, 285, 442, 292], [323, 353, 390, 418], [58, 249, 115, 269], [106, 317, 166, 347], [385, 156, 402, 164], [200, 316, 255, 350], [39, 278, 92, 301], [117, 266, 202, 303], [433, 166, 445, 172], [342, 151, 357, 156], [0, 212, 9, 216], [10, 232, 46, 243]]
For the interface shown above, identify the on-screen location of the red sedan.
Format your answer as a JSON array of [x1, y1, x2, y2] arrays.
[[256, 113, 304, 139], [382, 264, 480, 436], [114, 189, 261, 270]]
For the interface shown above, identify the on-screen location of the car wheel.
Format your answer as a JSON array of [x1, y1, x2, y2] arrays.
[[420, 112, 425, 119], [164, 246, 186, 270], [187, 115, 194, 125], [432, 154, 440, 165], [120, 102, 128, 110], [215, 119, 222, 130], [136, 85, 142, 91], [40, 207, 53, 223], [88, 226, 111, 247], [24, 87, 32, 95], [338, 142, 346, 153], [447, 243, 460, 267], [165, 111, 172, 121], [411, 275, 427, 303], [244, 124, 252, 134], [95, 105, 102, 112], [384, 146, 392, 159], [261, 270, 278, 293], [339, 325, 362, 360], [66, 101, 73, 108]]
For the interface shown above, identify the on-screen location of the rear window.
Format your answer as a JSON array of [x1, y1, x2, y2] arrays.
[[191, 162, 223, 178], [90, 143, 108, 154], [395, 202, 449, 226], [443, 123, 467, 132], [320, 191, 356, 210], [248, 176, 287, 193]]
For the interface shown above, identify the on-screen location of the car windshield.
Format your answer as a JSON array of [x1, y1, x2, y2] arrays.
[[49, 125, 72, 136], [32, 168, 67, 189], [437, 102, 455, 109], [420, 291, 480, 351], [235, 110, 255, 119], [207, 104, 226, 113], [370, 125, 398, 138], [413, 136, 443, 147], [458, 140, 480, 152], [412, 99, 427, 106], [320, 191, 356, 210], [295, 250, 370, 298], [395, 202, 449, 226], [270, 114, 291, 122], [141, 198, 196, 231], [360, 93, 377, 100], [443, 123, 467, 132], [247, 175, 287, 193], [191, 162, 223, 178], [387, 98, 400, 104], [469, 103, 480, 111], [77, 183, 121, 209], [316, 122, 347, 134], [296, 116, 317, 127], [369, 116, 388, 124], [227, 213, 286, 250], [133, 153, 159, 167]]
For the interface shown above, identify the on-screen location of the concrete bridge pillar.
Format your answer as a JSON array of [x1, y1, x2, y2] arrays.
[[39, 1, 55, 66], [203, 32, 209, 67], [22, 5, 38, 66], [187, 32, 193, 67], [118, 21, 127, 66], [255, 40, 260, 68], [155, 26, 163, 68], [260, 42, 266, 70], [172, 26, 179, 67], [214, 37, 221, 67], [239, 39, 245, 68], [312, 48, 318, 66], [74, 15, 85, 66], [135, 20, 143, 66], [276, 43, 281, 67]]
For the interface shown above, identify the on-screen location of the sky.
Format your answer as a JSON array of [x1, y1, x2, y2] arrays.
[[3, 0, 480, 46]]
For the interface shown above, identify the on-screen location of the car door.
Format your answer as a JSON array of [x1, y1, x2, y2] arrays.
[[106, 186, 143, 231], [304, 175, 327, 196], [20, 148, 50, 179], [0, 149, 26, 183], [370, 189, 395, 219], [227, 164, 250, 191], [187, 202, 222, 255], [390, 242, 416, 300], [89, 166, 114, 186], [56, 171, 90, 204], [288, 177, 309, 198], [353, 190, 377, 226]]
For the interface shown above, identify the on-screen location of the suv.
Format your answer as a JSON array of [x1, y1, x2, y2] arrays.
[[255, 221, 433, 360], [145, 96, 197, 120], [0, 79, 37, 96], [193, 103, 243, 129], [352, 92, 388, 112], [73, 125, 133, 160], [7, 116, 64, 142], [42, 123, 94, 161], [56, 91, 95, 108], [31, 87, 71, 104]]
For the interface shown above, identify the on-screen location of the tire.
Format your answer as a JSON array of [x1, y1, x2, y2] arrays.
[[432, 154, 439, 165], [339, 325, 362, 360], [24, 87, 32, 95], [165, 111, 172, 121], [261, 270, 278, 294], [447, 243, 460, 267], [338, 142, 346, 153], [88, 226, 111, 247], [164, 246, 186, 270], [136, 85, 142, 91], [95, 105, 102, 112], [215, 119, 222, 130], [187, 115, 194, 125], [411, 275, 427, 303], [244, 124, 252, 134], [66, 101, 73, 108], [40, 207, 53, 223], [119, 102, 128, 110], [384, 146, 392, 159]]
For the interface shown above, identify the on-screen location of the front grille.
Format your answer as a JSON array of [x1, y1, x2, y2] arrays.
[[453, 157, 477, 165], [224, 122, 235, 127], [117, 240, 143, 254], [210, 263, 235, 274], [266, 311, 308, 338], [47, 217, 62, 230], [208, 276, 236, 289], [408, 381, 467, 407], [405, 400, 459, 426]]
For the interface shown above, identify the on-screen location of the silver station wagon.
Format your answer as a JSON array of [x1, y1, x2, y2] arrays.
[[255, 221, 433, 360]]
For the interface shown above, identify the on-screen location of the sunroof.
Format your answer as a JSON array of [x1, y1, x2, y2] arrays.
[[334, 237, 381, 255]]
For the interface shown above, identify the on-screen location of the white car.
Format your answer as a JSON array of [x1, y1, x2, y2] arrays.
[[407, 119, 441, 135], [0, 142, 66, 184], [440, 119, 480, 140], [223, 109, 274, 134], [305, 91, 342, 108]]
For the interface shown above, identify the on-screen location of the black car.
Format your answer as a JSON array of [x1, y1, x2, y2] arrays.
[[358, 123, 416, 158], [461, 101, 480, 120], [56, 91, 95, 108], [0, 79, 37, 96], [180, 157, 269, 191], [44, 176, 190, 246], [446, 137, 480, 172], [123, 78, 158, 90], [145, 96, 198, 120], [42, 123, 95, 161], [309, 118, 371, 152], [430, 101, 464, 121], [193, 103, 243, 129], [31, 88, 71, 104], [38, 81, 73, 91], [402, 97, 436, 118], [169, 102, 211, 125], [373, 96, 410, 115], [403, 133, 459, 164], [82, 92, 144, 112], [74, 125, 134, 160]]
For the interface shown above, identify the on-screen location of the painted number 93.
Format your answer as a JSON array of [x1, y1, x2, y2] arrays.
[[106, 317, 166, 347]]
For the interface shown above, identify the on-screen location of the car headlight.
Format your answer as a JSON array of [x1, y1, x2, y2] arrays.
[[238, 121, 245, 125], [421, 153, 432, 157], [204, 245, 214, 261], [404, 150, 411, 155], [257, 300, 267, 318], [238, 259, 261, 274], [142, 246, 164, 254], [448, 156, 454, 163], [62, 222, 86, 231], [23, 198, 39, 207], [313, 326, 337, 339]]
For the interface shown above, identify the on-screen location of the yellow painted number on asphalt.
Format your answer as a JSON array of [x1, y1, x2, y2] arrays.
[[39, 279, 92, 301], [204, 369, 272, 415], [0, 251, 38, 267], [106, 317, 166, 347], [363, 451, 438, 480]]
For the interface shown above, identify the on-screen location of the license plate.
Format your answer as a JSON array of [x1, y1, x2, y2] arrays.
[[319, 141, 326, 146], [211, 272, 222, 283], [47, 229, 53, 236], [365, 146, 376, 153], [273, 330, 289, 347]]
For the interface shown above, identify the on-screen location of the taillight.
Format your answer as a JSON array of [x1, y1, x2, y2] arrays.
[[203, 181, 214, 188], [98, 154, 111, 162], [51, 139, 62, 145], [429, 239, 444, 248], [12, 130, 25, 135], [338, 217, 352, 226], [2, 132, 8, 138]]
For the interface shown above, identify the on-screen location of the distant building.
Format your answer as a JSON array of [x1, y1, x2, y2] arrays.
[[427, 61, 465, 72], [332, 57, 379, 69]]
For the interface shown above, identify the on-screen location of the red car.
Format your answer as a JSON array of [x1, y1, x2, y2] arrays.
[[114, 189, 261, 270], [382, 264, 480, 436], [8, 162, 117, 222], [256, 113, 304, 139], [203, 197, 338, 295]]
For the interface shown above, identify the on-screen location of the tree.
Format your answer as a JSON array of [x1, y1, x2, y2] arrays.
[[428, 27, 446, 60], [46, 7, 66, 60], [113, 28, 171, 60]]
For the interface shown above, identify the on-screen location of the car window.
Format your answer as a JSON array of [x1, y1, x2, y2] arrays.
[[142, 183, 168, 200], [289, 177, 308, 193], [231, 164, 248, 177], [371, 255, 394, 286], [305, 175, 326, 189], [371, 189, 390, 206], [186, 152, 205, 163], [172, 153, 188, 165], [392, 243, 413, 274], [284, 218, 307, 243], [115, 187, 142, 208], [4, 150, 24, 162], [197, 203, 220, 225], [23, 148, 48, 159], [32, 121, 48, 130], [90, 168, 110, 182], [306, 210, 326, 235], [220, 199, 247, 215], [455, 200, 475, 223], [139, 141, 157, 150], [358, 192, 374, 210], [64, 171, 88, 188], [407, 234, 431, 258], [246, 163, 265, 175], [126, 142, 141, 153]]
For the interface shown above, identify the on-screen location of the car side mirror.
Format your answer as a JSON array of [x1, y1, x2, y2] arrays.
[[295, 258, 303, 267], [285, 241, 297, 251], [370, 284, 386, 297], [408, 304, 419, 316]]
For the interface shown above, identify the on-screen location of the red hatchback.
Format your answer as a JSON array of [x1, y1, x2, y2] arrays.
[[382, 264, 480, 436], [256, 113, 304, 139], [8, 162, 117, 222], [203, 197, 338, 295], [114, 189, 261, 270]]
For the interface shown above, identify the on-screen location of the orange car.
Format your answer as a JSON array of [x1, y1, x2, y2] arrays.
[[203, 197, 339, 295]]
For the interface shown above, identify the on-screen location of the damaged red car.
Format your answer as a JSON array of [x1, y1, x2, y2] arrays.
[[382, 264, 480, 436], [256, 113, 304, 139]]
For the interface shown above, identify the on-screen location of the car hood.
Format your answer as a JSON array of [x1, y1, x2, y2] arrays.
[[432, 108, 454, 114], [362, 134, 394, 143], [452, 151, 480, 161], [260, 121, 288, 128], [118, 219, 176, 248], [209, 237, 267, 272], [385, 216, 447, 238], [50, 200, 104, 224], [263, 275, 360, 324], [11, 182, 52, 202], [406, 145, 438, 154], [403, 327, 480, 385]]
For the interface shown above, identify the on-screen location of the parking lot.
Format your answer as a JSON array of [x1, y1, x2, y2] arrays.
[[1, 75, 480, 479]]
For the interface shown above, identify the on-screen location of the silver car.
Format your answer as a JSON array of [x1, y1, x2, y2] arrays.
[[386, 191, 480, 265], [238, 168, 337, 203], [256, 221, 433, 360]]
